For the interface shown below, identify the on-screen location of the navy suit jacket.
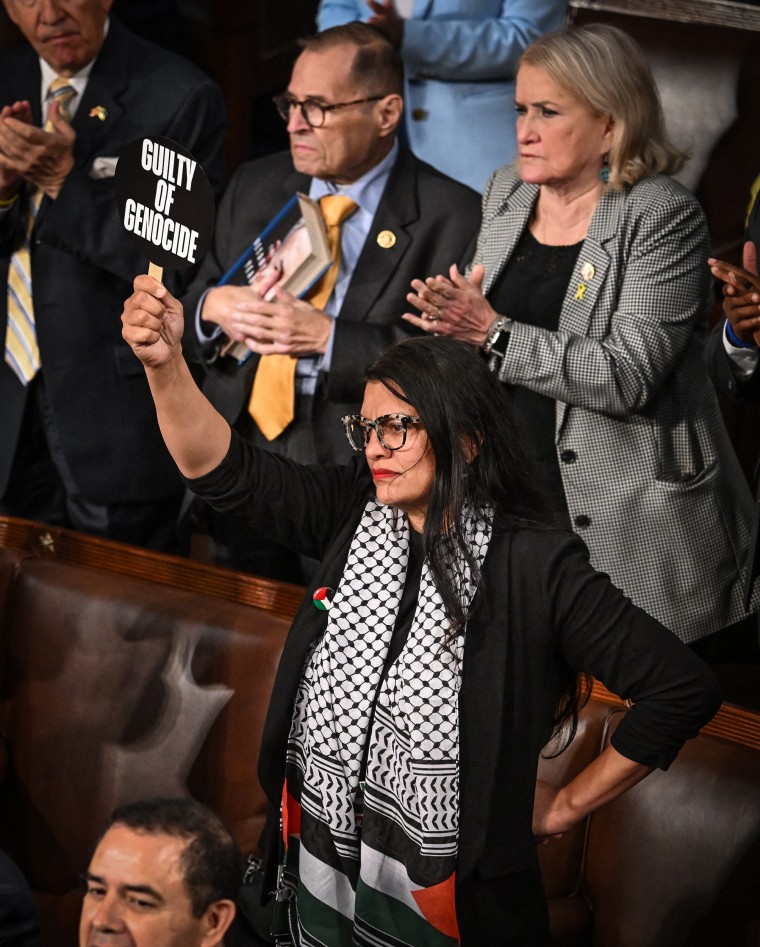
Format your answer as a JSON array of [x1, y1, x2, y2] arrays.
[[183, 148, 481, 463], [0, 17, 226, 504]]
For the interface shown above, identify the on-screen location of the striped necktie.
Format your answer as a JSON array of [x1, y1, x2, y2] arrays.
[[5, 78, 77, 384], [248, 194, 358, 441]]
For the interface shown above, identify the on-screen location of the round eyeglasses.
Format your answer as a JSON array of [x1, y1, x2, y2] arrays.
[[341, 414, 421, 452], [274, 93, 387, 129]]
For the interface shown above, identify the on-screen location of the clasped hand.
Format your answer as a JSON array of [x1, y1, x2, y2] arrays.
[[708, 240, 760, 346], [403, 264, 497, 347], [0, 99, 75, 199], [203, 284, 332, 357]]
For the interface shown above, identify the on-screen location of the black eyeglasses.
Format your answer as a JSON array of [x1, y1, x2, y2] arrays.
[[274, 93, 387, 129], [341, 414, 421, 452]]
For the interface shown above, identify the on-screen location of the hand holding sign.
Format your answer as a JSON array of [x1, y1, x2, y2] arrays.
[[115, 136, 215, 282]]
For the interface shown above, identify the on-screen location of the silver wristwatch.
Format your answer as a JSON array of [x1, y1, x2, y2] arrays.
[[482, 316, 512, 358]]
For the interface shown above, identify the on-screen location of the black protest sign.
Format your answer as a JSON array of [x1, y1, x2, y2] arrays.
[[114, 136, 215, 270]]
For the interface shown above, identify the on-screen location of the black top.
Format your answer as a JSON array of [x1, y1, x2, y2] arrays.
[[487, 229, 583, 525], [187, 433, 721, 882]]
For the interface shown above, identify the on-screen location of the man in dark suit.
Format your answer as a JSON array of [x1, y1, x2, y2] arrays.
[[706, 190, 760, 400], [183, 23, 480, 578], [0, 0, 225, 552]]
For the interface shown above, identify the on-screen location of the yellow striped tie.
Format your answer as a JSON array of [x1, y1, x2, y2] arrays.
[[5, 78, 76, 384], [248, 194, 358, 441]]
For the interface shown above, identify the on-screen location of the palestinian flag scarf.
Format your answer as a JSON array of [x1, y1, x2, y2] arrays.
[[273, 498, 492, 946]]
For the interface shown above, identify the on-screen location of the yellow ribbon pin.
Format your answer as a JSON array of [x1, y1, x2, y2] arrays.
[[89, 105, 107, 121], [575, 283, 587, 301]]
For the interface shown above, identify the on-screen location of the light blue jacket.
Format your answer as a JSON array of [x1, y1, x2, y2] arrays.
[[317, 0, 568, 192]]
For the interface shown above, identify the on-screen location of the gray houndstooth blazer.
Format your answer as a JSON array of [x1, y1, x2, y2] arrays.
[[474, 167, 755, 642]]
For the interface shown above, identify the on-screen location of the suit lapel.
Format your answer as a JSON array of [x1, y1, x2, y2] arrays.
[[284, 168, 311, 201], [554, 186, 622, 434], [71, 20, 129, 168], [480, 183, 536, 296], [338, 148, 417, 323]]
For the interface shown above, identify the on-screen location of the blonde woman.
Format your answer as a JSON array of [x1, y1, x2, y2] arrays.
[[406, 24, 755, 647]]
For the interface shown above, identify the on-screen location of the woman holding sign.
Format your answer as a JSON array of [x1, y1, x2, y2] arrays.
[[122, 275, 719, 946]]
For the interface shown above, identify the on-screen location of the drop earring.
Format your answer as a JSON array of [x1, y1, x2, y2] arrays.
[[599, 153, 610, 184]]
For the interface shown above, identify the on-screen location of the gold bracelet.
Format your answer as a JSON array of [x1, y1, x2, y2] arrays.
[[0, 192, 20, 208]]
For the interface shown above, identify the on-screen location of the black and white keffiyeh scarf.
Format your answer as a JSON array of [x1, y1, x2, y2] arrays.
[[275, 498, 493, 947]]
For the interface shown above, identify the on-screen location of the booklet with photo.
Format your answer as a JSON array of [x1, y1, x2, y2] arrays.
[[218, 192, 332, 361]]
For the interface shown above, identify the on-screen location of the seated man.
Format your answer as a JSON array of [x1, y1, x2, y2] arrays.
[[80, 798, 240, 947], [182, 22, 481, 582]]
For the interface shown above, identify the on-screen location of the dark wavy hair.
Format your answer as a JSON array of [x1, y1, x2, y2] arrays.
[[101, 797, 242, 917], [365, 336, 590, 748]]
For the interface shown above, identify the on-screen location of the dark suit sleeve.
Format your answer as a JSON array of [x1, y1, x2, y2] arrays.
[[704, 318, 760, 402], [544, 533, 722, 769]]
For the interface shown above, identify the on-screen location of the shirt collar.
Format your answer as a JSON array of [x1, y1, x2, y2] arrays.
[[309, 139, 399, 218]]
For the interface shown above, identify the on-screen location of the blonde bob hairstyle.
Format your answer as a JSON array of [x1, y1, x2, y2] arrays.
[[520, 24, 687, 188]]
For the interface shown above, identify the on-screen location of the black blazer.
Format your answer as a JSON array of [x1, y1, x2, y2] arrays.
[[0, 17, 226, 504], [182, 148, 481, 461], [188, 434, 721, 883]]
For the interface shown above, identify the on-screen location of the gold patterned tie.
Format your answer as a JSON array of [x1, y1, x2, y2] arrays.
[[248, 194, 358, 441], [5, 78, 76, 384]]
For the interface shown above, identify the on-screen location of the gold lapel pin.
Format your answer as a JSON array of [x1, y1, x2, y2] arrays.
[[89, 105, 107, 121], [580, 261, 595, 281], [377, 230, 396, 249]]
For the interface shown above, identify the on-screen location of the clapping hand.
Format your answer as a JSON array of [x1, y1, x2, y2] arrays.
[[709, 241, 760, 346], [403, 263, 497, 347]]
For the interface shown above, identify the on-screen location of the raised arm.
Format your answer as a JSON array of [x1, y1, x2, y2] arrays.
[[121, 275, 231, 479]]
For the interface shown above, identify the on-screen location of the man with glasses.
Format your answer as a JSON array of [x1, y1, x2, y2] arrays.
[[184, 22, 480, 582], [0, 0, 225, 553]]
